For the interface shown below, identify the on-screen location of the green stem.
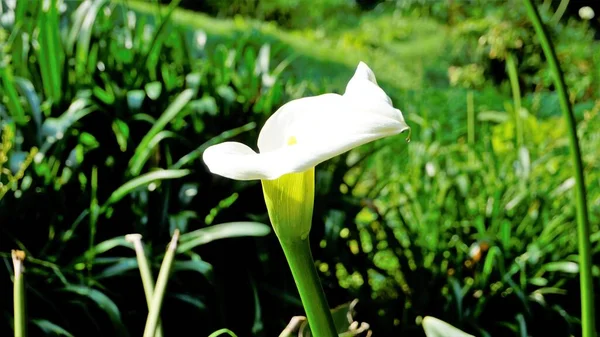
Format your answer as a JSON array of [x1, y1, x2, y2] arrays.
[[142, 230, 179, 337], [279, 239, 337, 337], [126, 234, 164, 337], [12, 250, 26, 337], [523, 2, 595, 337], [466, 90, 475, 165], [506, 53, 523, 149], [467, 90, 475, 146]]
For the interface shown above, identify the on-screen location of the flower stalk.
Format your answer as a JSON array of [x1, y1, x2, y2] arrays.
[[523, 1, 595, 337], [142, 230, 179, 337], [202, 61, 409, 337], [126, 234, 164, 337], [12, 250, 26, 337], [279, 238, 337, 337], [262, 168, 337, 337]]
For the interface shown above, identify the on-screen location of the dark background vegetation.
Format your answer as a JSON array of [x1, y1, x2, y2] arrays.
[[1, 0, 599, 336]]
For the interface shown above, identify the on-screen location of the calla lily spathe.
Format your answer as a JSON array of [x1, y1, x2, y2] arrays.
[[202, 61, 409, 181]]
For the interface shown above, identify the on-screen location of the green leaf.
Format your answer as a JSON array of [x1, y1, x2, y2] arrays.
[[36, 0, 63, 102], [102, 169, 190, 211], [74, 0, 108, 80], [177, 222, 271, 253], [0, 60, 26, 124], [32, 319, 74, 337], [173, 259, 213, 279], [171, 293, 207, 311], [422, 316, 475, 337], [83, 236, 133, 261], [145, 81, 162, 100], [543, 261, 579, 274], [128, 89, 194, 176], [63, 285, 129, 337], [112, 119, 130, 152], [14, 77, 42, 132], [96, 258, 139, 279], [207, 329, 238, 337]]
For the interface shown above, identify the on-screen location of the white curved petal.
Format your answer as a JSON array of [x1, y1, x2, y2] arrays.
[[201, 141, 315, 180], [204, 61, 409, 181], [202, 142, 265, 180]]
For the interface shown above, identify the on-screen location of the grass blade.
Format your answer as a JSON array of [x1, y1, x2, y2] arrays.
[[31, 320, 74, 337], [75, 0, 108, 80], [101, 169, 190, 212], [37, 0, 63, 102], [128, 89, 194, 176], [0, 61, 26, 125], [177, 222, 271, 253]]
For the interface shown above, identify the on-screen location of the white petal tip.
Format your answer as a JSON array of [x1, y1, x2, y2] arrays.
[[355, 61, 378, 84], [202, 142, 262, 181]]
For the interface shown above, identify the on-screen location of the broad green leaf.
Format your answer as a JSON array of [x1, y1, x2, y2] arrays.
[[177, 222, 271, 253], [32, 319, 74, 337], [171, 293, 207, 311], [63, 285, 129, 337], [96, 258, 139, 279], [173, 259, 213, 279], [102, 169, 190, 211], [422, 316, 475, 337]]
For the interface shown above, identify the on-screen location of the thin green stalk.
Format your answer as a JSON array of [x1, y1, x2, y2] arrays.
[[467, 90, 475, 146], [142, 230, 179, 337], [125, 234, 163, 337], [550, 0, 569, 24], [523, 2, 595, 337], [467, 90, 475, 164], [87, 166, 99, 281], [12, 250, 26, 337], [506, 53, 523, 149], [279, 239, 337, 337]]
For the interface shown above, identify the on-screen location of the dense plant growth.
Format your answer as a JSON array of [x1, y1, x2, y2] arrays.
[[1, 0, 599, 336]]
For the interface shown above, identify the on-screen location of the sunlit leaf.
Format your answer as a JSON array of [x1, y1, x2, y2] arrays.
[[177, 222, 271, 253], [422, 316, 475, 337]]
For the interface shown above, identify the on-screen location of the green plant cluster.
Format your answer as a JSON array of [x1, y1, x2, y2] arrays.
[[0, 0, 298, 336], [1, 0, 599, 337]]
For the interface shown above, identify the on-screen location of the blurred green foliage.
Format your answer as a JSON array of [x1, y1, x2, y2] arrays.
[[1, 0, 599, 336]]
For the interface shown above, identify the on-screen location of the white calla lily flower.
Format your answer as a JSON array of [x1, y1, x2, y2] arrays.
[[202, 61, 409, 181]]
